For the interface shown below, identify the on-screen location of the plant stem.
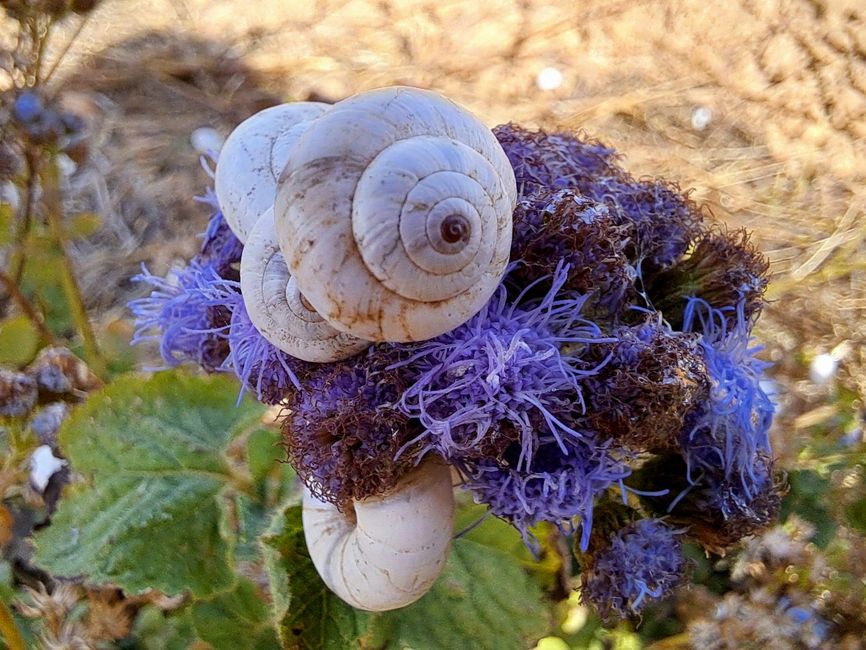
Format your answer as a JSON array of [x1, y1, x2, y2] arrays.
[[41, 154, 106, 377], [0, 268, 57, 345], [9, 150, 38, 288], [0, 600, 25, 650]]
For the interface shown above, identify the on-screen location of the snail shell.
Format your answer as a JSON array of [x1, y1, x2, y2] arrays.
[[240, 209, 369, 362], [302, 459, 454, 611], [215, 102, 330, 243], [275, 86, 517, 342]]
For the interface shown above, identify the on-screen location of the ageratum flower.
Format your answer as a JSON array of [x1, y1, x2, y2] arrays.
[[511, 189, 636, 316], [282, 347, 421, 509], [130, 256, 301, 403], [681, 297, 774, 493], [195, 188, 244, 281], [392, 263, 613, 469], [584, 316, 710, 452], [580, 518, 685, 619], [462, 436, 629, 550], [129, 259, 237, 372], [647, 228, 769, 329], [494, 123, 703, 270], [634, 452, 782, 552], [226, 301, 302, 405]]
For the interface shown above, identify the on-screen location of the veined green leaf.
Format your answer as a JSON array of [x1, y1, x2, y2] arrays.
[[33, 371, 264, 598]]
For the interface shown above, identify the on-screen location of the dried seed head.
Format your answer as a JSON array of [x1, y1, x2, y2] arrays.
[[0, 369, 38, 418]]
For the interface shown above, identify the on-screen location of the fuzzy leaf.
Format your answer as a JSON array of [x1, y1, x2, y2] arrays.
[[264, 504, 551, 650], [33, 371, 264, 598], [132, 606, 197, 650], [262, 505, 375, 650], [191, 578, 279, 649], [377, 538, 551, 649]]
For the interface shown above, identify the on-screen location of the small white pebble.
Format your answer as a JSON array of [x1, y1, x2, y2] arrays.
[[190, 127, 225, 157], [809, 353, 838, 384], [30, 445, 66, 492], [691, 106, 713, 130], [536, 67, 564, 91]]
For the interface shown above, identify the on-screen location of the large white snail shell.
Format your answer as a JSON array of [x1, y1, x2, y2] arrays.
[[215, 102, 330, 243], [240, 208, 370, 362], [302, 459, 454, 611], [275, 86, 517, 342]]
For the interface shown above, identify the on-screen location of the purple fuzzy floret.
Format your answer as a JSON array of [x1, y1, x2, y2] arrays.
[[681, 297, 774, 498], [225, 301, 301, 405], [391, 262, 614, 469], [581, 518, 685, 619], [129, 259, 238, 371], [463, 436, 630, 551], [494, 123, 703, 270], [195, 188, 244, 279]]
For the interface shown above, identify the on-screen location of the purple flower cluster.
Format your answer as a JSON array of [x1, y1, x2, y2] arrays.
[[281, 347, 420, 509], [580, 518, 685, 619], [130, 194, 299, 403], [463, 437, 630, 550], [130, 121, 779, 620], [391, 263, 612, 469], [494, 123, 704, 270]]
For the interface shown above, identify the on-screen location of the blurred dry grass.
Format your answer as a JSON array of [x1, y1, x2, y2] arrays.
[[26, 0, 866, 459]]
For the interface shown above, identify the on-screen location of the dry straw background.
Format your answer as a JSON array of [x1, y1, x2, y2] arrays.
[[39, 0, 866, 464]]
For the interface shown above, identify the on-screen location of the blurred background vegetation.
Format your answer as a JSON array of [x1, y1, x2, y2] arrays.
[[0, 0, 864, 648]]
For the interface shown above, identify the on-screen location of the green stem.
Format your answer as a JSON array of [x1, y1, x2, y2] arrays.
[[41, 154, 106, 378], [0, 600, 25, 650]]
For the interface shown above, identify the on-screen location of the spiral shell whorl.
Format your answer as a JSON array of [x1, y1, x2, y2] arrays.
[[215, 102, 329, 243], [240, 210, 369, 362], [275, 87, 516, 342]]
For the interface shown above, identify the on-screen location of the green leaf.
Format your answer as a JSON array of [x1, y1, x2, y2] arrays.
[[222, 490, 272, 565], [191, 578, 279, 649], [131, 606, 197, 650], [264, 504, 551, 650], [262, 505, 375, 650], [0, 315, 39, 366], [33, 371, 265, 598], [247, 426, 283, 484], [781, 469, 836, 548], [453, 501, 561, 591], [378, 539, 551, 650]]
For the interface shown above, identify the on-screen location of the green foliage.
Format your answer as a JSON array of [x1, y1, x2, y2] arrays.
[[380, 538, 551, 649], [0, 316, 38, 366], [33, 371, 265, 598], [262, 505, 376, 650], [263, 504, 551, 650], [781, 469, 837, 548], [128, 606, 197, 650], [191, 579, 279, 649]]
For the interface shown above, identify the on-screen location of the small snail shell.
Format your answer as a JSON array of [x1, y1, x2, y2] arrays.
[[240, 208, 370, 362], [302, 459, 454, 611], [275, 86, 517, 342], [215, 102, 330, 243]]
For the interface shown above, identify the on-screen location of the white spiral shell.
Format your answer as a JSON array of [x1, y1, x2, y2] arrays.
[[302, 459, 454, 611], [215, 102, 330, 243], [239, 209, 370, 362], [274, 86, 517, 342]]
